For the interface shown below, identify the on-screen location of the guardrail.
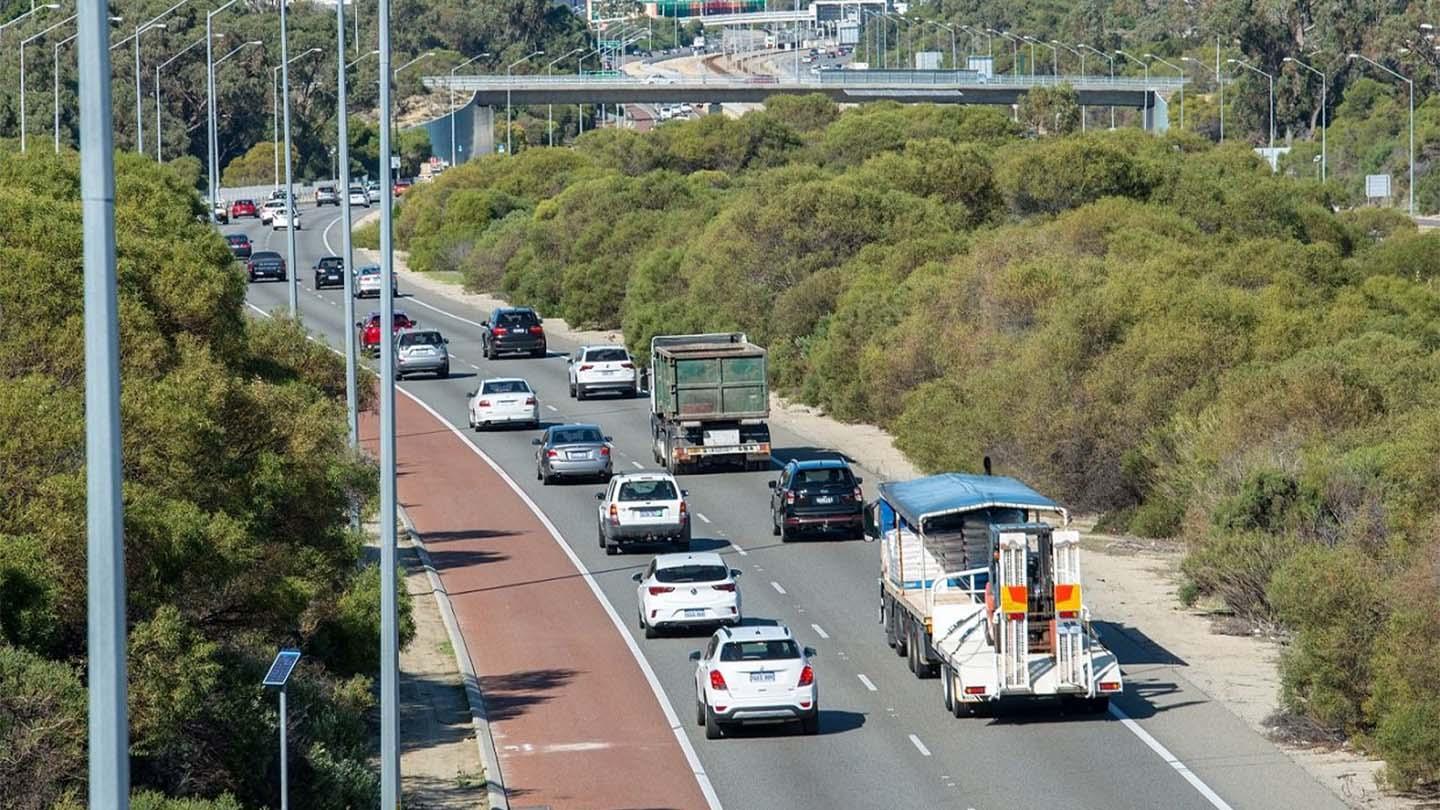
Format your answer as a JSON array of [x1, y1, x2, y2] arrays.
[[426, 72, 1186, 91]]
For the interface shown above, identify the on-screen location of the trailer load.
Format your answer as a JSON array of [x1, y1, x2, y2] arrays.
[[869, 471, 1122, 714], [649, 332, 771, 474]]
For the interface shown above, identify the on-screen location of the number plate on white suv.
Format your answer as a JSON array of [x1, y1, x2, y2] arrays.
[[750, 671, 776, 683]]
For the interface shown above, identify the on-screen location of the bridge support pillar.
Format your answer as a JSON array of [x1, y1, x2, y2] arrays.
[[706, 102, 724, 115], [473, 105, 495, 158]]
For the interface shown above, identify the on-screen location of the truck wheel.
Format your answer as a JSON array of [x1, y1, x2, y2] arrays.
[[568, 381, 576, 398], [891, 604, 908, 658], [1087, 696, 1110, 714], [605, 541, 619, 556], [942, 665, 956, 713], [704, 705, 724, 740]]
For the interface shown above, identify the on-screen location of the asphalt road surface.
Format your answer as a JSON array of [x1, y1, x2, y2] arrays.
[[233, 200, 1346, 810]]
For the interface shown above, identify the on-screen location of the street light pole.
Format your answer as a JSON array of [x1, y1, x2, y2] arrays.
[[451, 51, 491, 163], [1146, 53, 1184, 130], [1227, 58, 1274, 151], [134, 0, 192, 155], [1349, 52, 1413, 214], [1284, 56, 1326, 183], [1181, 55, 1220, 141], [205, 0, 239, 224], [990, 29, 1020, 76], [1053, 40, 1084, 127], [546, 48, 580, 147], [20, 14, 76, 153], [55, 32, 76, 152], [1025, 36, 1056, 75], [334, 0, 359, 486], [155, 34, 217, 161], [507, 50, 543, 157], [1115, 49, 1148, 128], [279, 0, 299, 317], [1078, 43, 1115, 128]]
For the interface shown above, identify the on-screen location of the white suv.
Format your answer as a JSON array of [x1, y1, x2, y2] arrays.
[[691, 624, 818, 739], [633, 552, 741, 638], [568, 345, 639, 400], [596, 472, 689, 555]]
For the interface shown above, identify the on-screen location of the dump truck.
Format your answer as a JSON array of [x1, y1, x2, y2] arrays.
[[869, 468, 1122, 715], [649, 332, 770, 474]]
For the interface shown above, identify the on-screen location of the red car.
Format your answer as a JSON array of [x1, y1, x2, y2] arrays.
[[230, 198, 258, 219], [393, 179, 412, 196], [358, 311, 416, 356]]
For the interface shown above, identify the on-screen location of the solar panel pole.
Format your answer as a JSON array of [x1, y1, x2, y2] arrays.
[[279, 685, 289, 810]]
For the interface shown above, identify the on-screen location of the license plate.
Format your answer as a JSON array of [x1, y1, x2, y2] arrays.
[[684, 609, 705, 618], [638, 508, 663, 517], [815, 496, 834, 504], [567, 452, 587, 460], [750, 671, 776, 683], [601, 369, 615, 375]]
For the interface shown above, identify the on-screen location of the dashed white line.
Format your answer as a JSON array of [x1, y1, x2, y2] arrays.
[[468, 363, 479, 370], [857, 673, 877, 692], [631, 461, 644, 469], [696, 512, 711, 524], [730, 543, 748, 556], [810, 623, 829, 639], [545, 404, 558, 412], [908, 734, 932, 757], [770, 581, 786, 595]]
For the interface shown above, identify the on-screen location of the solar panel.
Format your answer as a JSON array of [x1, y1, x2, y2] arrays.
[[262, 649, 302, 687]]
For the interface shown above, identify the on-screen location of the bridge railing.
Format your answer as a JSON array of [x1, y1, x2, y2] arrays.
[[426, 72, 1186, 91]]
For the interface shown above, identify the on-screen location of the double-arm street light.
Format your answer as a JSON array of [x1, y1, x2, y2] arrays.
[[1052, 41, 1086, 129], [1078, 43, 1115, 128], [272, 48, 323, 189], [20, 13, 77, 152], [1181, 55, 1220, 140], [1025, 36, 1056, 75], [450, 51, 492, 164], [1283, 55, 1326, 182], [931, 21, 957, 70], [1227, 57, 1274, 150], [546, 47, 582, 147], [1115, 49, 1148, 127], [1348, 52, 1413, 214], [506, 50, 543, 157], [155, 34, 222, 161], [990, 29, 1021, 75], [206, 0, 240, 223], [135, 0, 192, 155], [1146, 53, 1184, 130]]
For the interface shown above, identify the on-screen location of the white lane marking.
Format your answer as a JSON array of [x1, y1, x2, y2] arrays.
[[857, 673, 877, 692], [631, 461, 644, 469], [730, 543, 748, 556], [468, 363, 480, 370], [770, 581, 786, 595], [398, 391, 724, 810], [810, 623, 829, 639], [908, 734, 932, 757], [696, 512, 711, 524], [1110, 704, 1234, 809], [545, 404, 558, 412]]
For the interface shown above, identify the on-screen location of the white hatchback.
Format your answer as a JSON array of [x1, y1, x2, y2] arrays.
[[259, 199, 285, 225], [633, 552, 741, 638], [271, 207, 301, 231], [467, 378, 539, 430], [691, 624, 818, 739], [568, 345, 638, 400]]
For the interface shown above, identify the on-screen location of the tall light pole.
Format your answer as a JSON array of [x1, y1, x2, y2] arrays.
[[154, 34, 222, 161], [54, 32, 75, 152], [0, 2, 59, 38], [206, 0, 239, 224], [1078, 43, 1115, 128], [335, 0, 358, 490], [1349, 52, 1413, 214], [1283, 55, 1326, 182], [20, 13, 76, 152], [1227, 58, 1274, 150], [1182, 55, 1220, 141], [1026, 36, 1057, 75], [990, 29, 1020, 75], [933, 21, 957, 70], [279, 0, 300, 317], [76, 0, 130, 804], [450, 51, 491, 164], [546, 48, 580, 147], [1053, 40, 1084, 128], [1116, 49, 1148, 128], [135, 0, 191, 155], [507, 50, 543, 157], [1146, 53, 1184, 130], [268, 47, 322, 292], [346, 47, 379, 69]]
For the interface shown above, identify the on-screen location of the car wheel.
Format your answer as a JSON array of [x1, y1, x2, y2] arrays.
[[779, 523, 792, 543], [598, 525, 607, 550], [800, 712, 820, 736], [248, 273, 256, 283], [576, 386, 587, 402], [568, 381, 576, 398], [531, 347, 545, 358], [704, 705, 724, 740], [643, 621, 658, 640], [696, 699, 706, 728], [771, 515, 780, 536], [483, 343, 493, 360], [605, 541, 619, 556]]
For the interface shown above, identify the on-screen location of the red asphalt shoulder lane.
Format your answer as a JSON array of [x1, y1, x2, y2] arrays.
[[362, 395, 711, 810]]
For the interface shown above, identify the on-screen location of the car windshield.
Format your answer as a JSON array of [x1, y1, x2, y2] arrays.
[[584, 348, 628, 363], [318, 186, 335, 193], [654, 564, 728, 584], [618, 480, 677, 502], [481, 380, 530, 395], [226, 235, 247, 244], [399, 331, 442, 347], [496, 311, 538, 328], [720, 640, 801, 662], [349, 187, 364, 194], [794, 467, 853, 486], [549, 427, 603, 445]]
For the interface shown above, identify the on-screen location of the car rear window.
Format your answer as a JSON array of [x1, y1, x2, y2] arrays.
[[317, 257, 343, 269], [793, 467, 854, 487], [496, 310, 538, 327], [482, 380, 531, 395], [358, 265, 379, 276], [550, 427, 602, 444], [226, 234, 248, 244], [618, 480, 677, 501], [654, 565, 728, 584], [236, 199, 253, 205], [399, 331, 442, 347], [584, 348, 628, 362], [251, 251, 281, 261], [720, 640, 800, 662]]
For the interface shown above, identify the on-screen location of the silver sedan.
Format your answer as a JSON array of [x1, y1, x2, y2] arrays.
[[534, 424, 613, 484]]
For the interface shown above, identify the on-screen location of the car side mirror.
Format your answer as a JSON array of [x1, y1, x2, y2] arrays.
[[855, 477, 863, 485], [594, 492, 605, 500], [443, 338, 450, 344], [688, 651, 702, 662], [603, 436, 614, 443], [730, 569, 742, 578], [631, 572, 643, 582], [681, 489, 689, 497], [466, 390, 477, 398], [804, 646, 817, 658], [766, 481, 777, 489], [531, 438, 543, 446]]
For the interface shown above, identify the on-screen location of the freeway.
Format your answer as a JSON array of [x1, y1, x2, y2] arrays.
[[232, 201, 1346, 810]]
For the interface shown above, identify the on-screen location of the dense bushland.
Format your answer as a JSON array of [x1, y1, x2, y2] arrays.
[[387, 95, 1440, 790], [0, 152, 409, 807]]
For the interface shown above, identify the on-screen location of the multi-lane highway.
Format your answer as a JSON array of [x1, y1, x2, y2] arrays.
[[234, 201, 1346, 810]]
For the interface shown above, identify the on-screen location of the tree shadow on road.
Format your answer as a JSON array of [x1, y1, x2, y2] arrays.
[[478, 667, 579, 723]]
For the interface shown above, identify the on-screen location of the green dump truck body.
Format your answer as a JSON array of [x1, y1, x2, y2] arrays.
[[651, 333, 769, 422]]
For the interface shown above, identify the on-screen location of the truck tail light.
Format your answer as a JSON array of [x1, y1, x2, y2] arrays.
[[964, 686, 987, 695], [785, 491, 795, 505], [1099, 681, 1121, 692], [797, 665, 814, 687], [712, 582, 736, 592], [621, 362, 634, 369], [709, 670, 728, 691], [477, 399, 491, 407], [609, 504, 619, 524], [679, 501, 688, 522], [648, 586, 674, 596], [853, 486, 863, 501]]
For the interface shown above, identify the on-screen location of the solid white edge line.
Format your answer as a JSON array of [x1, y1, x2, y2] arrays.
[[1109, 704, 1234, 810], [405, 294, 488, 329], [857, 673, 877, 692], [810, 623, 829, 640], [696, 512, 712, 524], [908, 734, 932, 757], [770, 581, 786, 595], [398, 389, 724, 810]]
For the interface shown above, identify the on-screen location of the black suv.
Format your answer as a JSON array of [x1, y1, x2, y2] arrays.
[[313, 256, 345, 289], [768, 458, 864, 542], [481, 307, 546, 359], [225, 233, 252, 259]]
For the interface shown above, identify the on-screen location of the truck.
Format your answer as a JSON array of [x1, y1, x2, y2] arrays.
[[649, 332, 771, 474], [869, 467, 1122, 715]]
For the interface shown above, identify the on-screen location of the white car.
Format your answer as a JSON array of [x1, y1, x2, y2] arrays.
[[353, 264, 396, 298], [596, 472, 689, 555], [348, 185, 370, 207], [568, 345, 638, 400], [271, 207, 302, 231], [259, 199, 285, 225], [366, 182, 381, 203], [633, 552, 741, 638], [467, 378, 539, 430], [691, 624, 818, 739]]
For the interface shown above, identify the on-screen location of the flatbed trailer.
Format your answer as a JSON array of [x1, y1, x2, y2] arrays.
[[870, 473, 1122, 714]]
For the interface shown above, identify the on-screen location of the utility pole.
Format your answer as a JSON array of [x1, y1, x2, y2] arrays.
[[280, 0, 298, 317], [336, 0, 359, 516], [377, 0, 400, 800]]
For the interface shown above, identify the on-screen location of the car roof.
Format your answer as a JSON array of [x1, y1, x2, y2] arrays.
[[719, 624, 793, 642], [358, 264, 380, 272], [480, 377, 530, 385], [250, 250, 281, 258], [546, 422, 601, 434], [225, 233, 248, 240], [788, 458, 851, 472], [654, 551, 726, 569], [365, 310, 409, 318], [582, 344, 627, 352], [495, 306, 537, 315], [612, 472, 678, 484]]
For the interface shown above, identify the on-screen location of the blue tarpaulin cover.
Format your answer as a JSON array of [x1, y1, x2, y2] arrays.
[[877, 473, 1061, 529]]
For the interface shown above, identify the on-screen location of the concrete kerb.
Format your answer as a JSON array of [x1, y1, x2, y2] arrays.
[[398, 505, 509, 810]]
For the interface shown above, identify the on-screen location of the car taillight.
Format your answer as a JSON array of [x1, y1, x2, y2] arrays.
[[797, 665, 814, 687], [709, 670, 728, 691], [546, 450, 558, 458], [785, 491, 795, 505], [528, 326, 544, 335], [599, 446, 610, 456], [477, 399, 490, 407], [712, 583, 736, 592], [609, 504, 619, 524], [524, 397, 536, 406], [679, 501, 688, 522], [578, 364, 594, 371], [246, 261, 254, 271], [492, 327, 508, 336], [853, 486, 863, 500], [621, 362, 634, 369], [648, 586, 674, 596]]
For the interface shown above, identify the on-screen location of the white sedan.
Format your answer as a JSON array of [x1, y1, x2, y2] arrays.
[[691, 623, 818, 739], [467, 378, 539, 430], [348, 185, 370, 208], [633, 552, 740, 639], [567, 345, 638, 400], [272, 207, 302, 231]]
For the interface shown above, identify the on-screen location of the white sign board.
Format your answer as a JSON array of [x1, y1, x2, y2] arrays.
[[390, 155, 401, 170], [1366, 174, 1392, 199], [914, 51, 941, 70], [967, 55, 994, 79]]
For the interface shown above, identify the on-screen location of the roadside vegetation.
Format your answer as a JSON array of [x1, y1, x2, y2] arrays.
[[0, 151, 411, 807], [386, 94, 1440, 791]]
